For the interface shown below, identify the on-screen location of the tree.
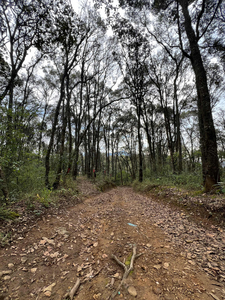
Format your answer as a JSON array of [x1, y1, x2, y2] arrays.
[[98, 0, 222, 190], [44, 1, 90, 188]]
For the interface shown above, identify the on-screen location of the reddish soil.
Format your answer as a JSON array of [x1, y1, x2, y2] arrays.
[[0, 182, 225, 300]]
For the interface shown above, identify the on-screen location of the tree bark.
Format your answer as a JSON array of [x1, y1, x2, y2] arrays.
[[137, 101, 143, 182], [179, 0, 220, 191], [0, 165, 9, 201]]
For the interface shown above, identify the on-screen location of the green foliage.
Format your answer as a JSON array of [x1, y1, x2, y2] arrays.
[[0, 206, 19, 220], [133, 170, 203, 192], [94, 174, 116, 191], [36, 188, 52, 208], [0, 232, 12, 247], [213, 181, 225, 194], [115, 170, 132, 185]]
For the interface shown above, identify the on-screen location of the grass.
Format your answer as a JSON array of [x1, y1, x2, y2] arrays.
[[132, 171, 204, 194], [0, 175, 80, 222], [93, 174, 116, 192]]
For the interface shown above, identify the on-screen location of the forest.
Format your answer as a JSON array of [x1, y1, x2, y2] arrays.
[[0, 0, 225, 212]]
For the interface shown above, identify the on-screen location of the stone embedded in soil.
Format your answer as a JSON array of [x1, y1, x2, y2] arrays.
[[8, 263, 14, 269], [153, 287, 162, 295], [127, 286, 137, 297], [21, 257, 27, 264], [43, 282, 56, 293], [186, 239, 193, 243], [44, 291, 51, 297], [93, 293, 101, 299], [31, 268, 37, 273], [0, 270, 12, 277], [3, 275, 11, 281], [56, 227, 69, 236], [163, 262, 169, 269], [42, 237, 55, 246], [153, 264, 161, 270]]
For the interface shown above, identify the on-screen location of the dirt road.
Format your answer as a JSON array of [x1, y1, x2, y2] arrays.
[[0, 186, 225, 299]]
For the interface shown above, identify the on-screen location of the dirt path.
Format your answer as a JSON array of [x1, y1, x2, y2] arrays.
[[0, 186, 225, 300]]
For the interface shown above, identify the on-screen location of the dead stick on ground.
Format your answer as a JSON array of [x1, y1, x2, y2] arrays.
[[64, 278, 81, 300], [109, 244, 143, 299]]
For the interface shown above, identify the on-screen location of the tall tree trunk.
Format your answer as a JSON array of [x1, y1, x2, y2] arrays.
[[0, 165, 9, 201], [53, 74, 71, 189], [45, 69, 66, 188], [137, 102, 143, 182], [38, 103, 48, 158], [73, 147, 79, 180], [179, 0, 220, 191]]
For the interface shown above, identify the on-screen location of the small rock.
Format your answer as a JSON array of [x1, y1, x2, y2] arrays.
[[43, 282, 56, 292], [153, 287, 162, 295], [31, 268, 37, 273], [188, 260, 196, 265], [146, 243, 151, 248], [77, 265, 82, 272], [3, 275, 11, 281], [187, 253, 192, 259], [153, 265, 161, 270], [56, 227, 69, 236], [39, 239, 47, 245], [93, 293, 101, 299], [163, 262, 169, 269], [44, 291, 51, 297], [127, 286, 137, 297], [42, 237, 55, 246], [113, 273, 120, 278], [21, 257, 27, 264], [50, 252, 59, 258], [0, 270, 12, 277], [93, 242, 98, 247], [186, 240, 193, 243], [8, 263, 14, 269]]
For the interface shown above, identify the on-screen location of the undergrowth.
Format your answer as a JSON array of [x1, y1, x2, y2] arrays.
[[93, 174, 116, 192], [0, 176, 80, 221], [132, 171, 204, 194]]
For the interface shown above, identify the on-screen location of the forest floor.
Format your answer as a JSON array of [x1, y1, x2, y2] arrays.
[[0, 178, 225, 300]]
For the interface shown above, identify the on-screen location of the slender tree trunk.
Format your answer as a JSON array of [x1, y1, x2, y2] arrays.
[[179, 0, 220, 191], [0, 165, 9, 201], [73, 147, 80, 180], [38, 103, 48, 158], [137, 102, 143, 182], [67, 104, 72, 172], [53, 75, 71, 189], [45, 69, 66, 188]]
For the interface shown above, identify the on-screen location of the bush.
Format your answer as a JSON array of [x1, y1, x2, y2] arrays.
[[132, 171, 203, 192], [0, 206, 19, 220]]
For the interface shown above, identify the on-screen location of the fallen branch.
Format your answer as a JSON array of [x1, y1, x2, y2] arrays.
[[63, 278, 81, 300], [109, 244, 142, 299], [63, 267, 102, 299]]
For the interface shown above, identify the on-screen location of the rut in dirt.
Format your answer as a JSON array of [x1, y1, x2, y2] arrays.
[[0, 187, 225, 300]]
